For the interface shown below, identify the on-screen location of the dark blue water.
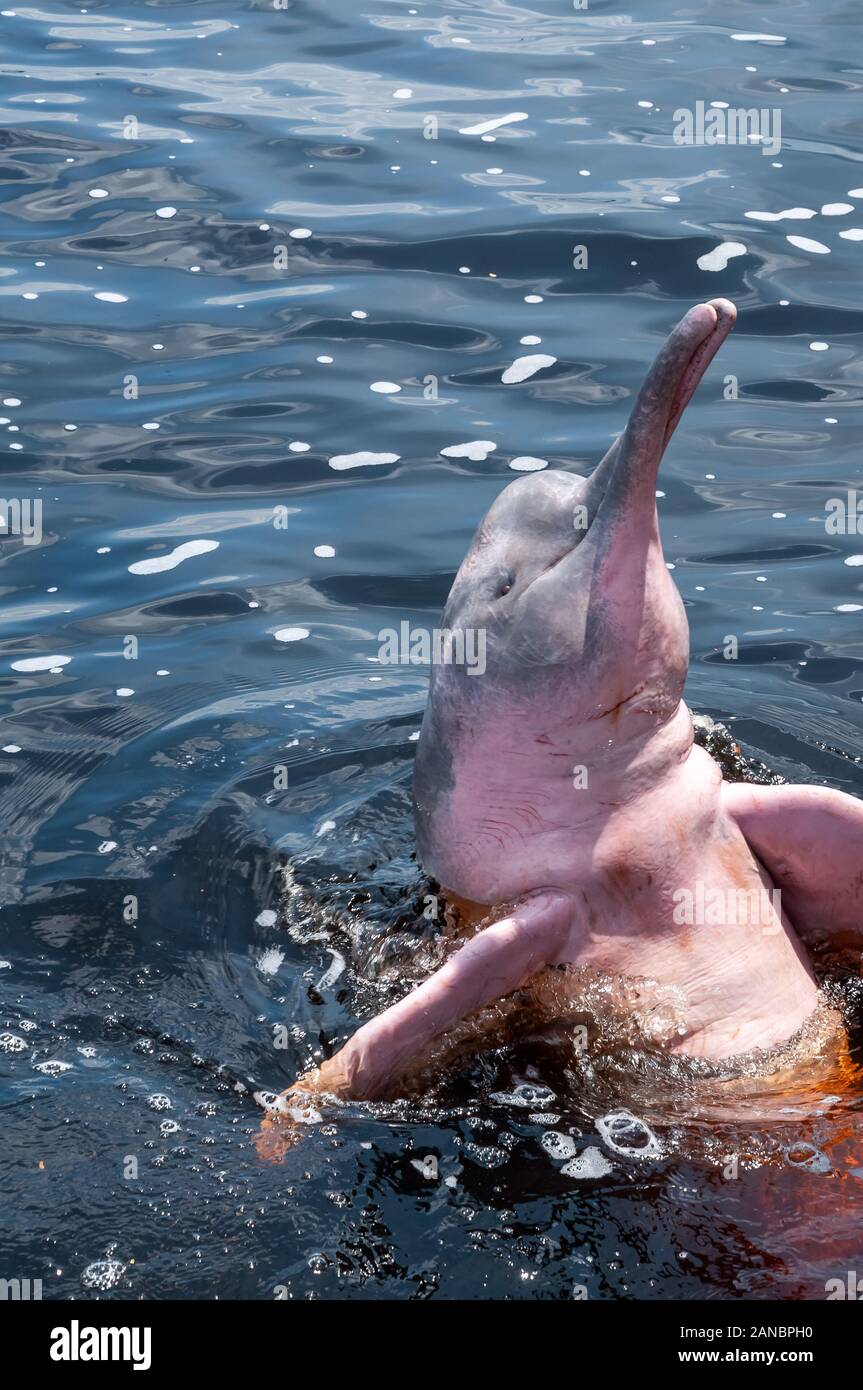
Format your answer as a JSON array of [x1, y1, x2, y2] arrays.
[[3, 0, 863, 1300]]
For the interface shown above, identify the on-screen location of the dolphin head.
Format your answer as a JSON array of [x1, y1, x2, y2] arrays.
[[414, 299, 736, 901]]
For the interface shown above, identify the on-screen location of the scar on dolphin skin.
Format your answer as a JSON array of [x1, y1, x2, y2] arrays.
[[260, 298, 863, 1156]]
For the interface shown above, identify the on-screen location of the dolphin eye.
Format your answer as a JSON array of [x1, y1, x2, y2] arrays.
[[497, 579, 512, 598]]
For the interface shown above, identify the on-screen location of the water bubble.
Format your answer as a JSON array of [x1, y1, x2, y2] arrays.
[[490, 1083, 555, 1108], [784, 1142, 831, 1173], [81, 1259, 126, 1291], [561, 1146, 613, 1180], [541, 1131, 578, 1161], [597, 1110, 661, 1158], [464, 1142, 508, 1169]]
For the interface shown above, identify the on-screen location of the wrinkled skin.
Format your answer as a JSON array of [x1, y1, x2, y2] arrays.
[[260, 298, 863, 1155]]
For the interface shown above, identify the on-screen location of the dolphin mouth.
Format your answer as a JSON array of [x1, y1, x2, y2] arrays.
[[585, 297, 737, 523], [660, 298, 737, 449], [522, 299, 737, 592]]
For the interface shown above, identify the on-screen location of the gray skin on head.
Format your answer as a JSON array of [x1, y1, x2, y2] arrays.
[[413, 299, 736, 898]]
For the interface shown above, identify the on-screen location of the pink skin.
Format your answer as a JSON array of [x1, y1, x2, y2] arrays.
[[262, 298, 863, 1136]]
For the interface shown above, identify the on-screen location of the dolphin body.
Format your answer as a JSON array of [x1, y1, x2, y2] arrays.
[[269, 299, 863, 1115]]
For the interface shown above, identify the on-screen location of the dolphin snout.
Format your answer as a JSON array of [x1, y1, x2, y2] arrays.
[[661, 298, 737, 447]]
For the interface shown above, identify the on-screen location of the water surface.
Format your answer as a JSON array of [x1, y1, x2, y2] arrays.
[[2, 0, 863, 1300]]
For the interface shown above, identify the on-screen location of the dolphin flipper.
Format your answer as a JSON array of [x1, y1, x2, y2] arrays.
[[724, 782, 863, 950], [333, 889, 574, 1099], [289, 890, 575, 1107]]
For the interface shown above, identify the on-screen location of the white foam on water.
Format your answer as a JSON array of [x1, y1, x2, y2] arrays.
[[289, 440, 310, 451], [34, 1060, 73, 1075], [316, 819, 336, 836], [821, 203, 853, 215], [520, 335, 541, 345], [257, 947, 284, 976], [561, 1147, 614, 1180], [745, 207, 815, 221], [370, 381, 401, 393], [786, 235, 830, 254], [510, 456, 548, 471], [314, 544, 335, 557], [318, 949, 346, 989], [809, 342, 829, 351], [502, 353, 557, 384], [839, 228, 863, 240], [256, 909, 277, 927], [80, 1260, 126, 1292], [88, 188, 109, 198], [458, 112, 528, 136], [393, 88, 413, 99], [328, 450, 399, 470], [730, 32, 786, 42], [783, 1142, 831, 1173], [116, 687, 134, 697], [541, 1131, 578, 1161], [490, 1083, 555, 1108], [440, 439, 496, 461], [289, 227, 312, 238], [273, 625, 310, 641], [696, 241, 747, 271], [128, 538, 218, 574], [155, 206, 177, 218], [836, 604, 863, 612], [464, 1142, 508, 1169], [844, 555, 863, 566], [94, 291, 128, 302], [11, 654, 71, 672], [2, 743, 21, 752], [596, 1109, 661, 1158]]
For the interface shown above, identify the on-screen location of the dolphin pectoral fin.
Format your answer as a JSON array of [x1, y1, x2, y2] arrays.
[[328, 891, 574, 1101], [724, 781, 863, 954]]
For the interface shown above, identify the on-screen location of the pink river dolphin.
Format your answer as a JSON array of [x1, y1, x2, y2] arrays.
[[260, 297, 863, 1148]]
